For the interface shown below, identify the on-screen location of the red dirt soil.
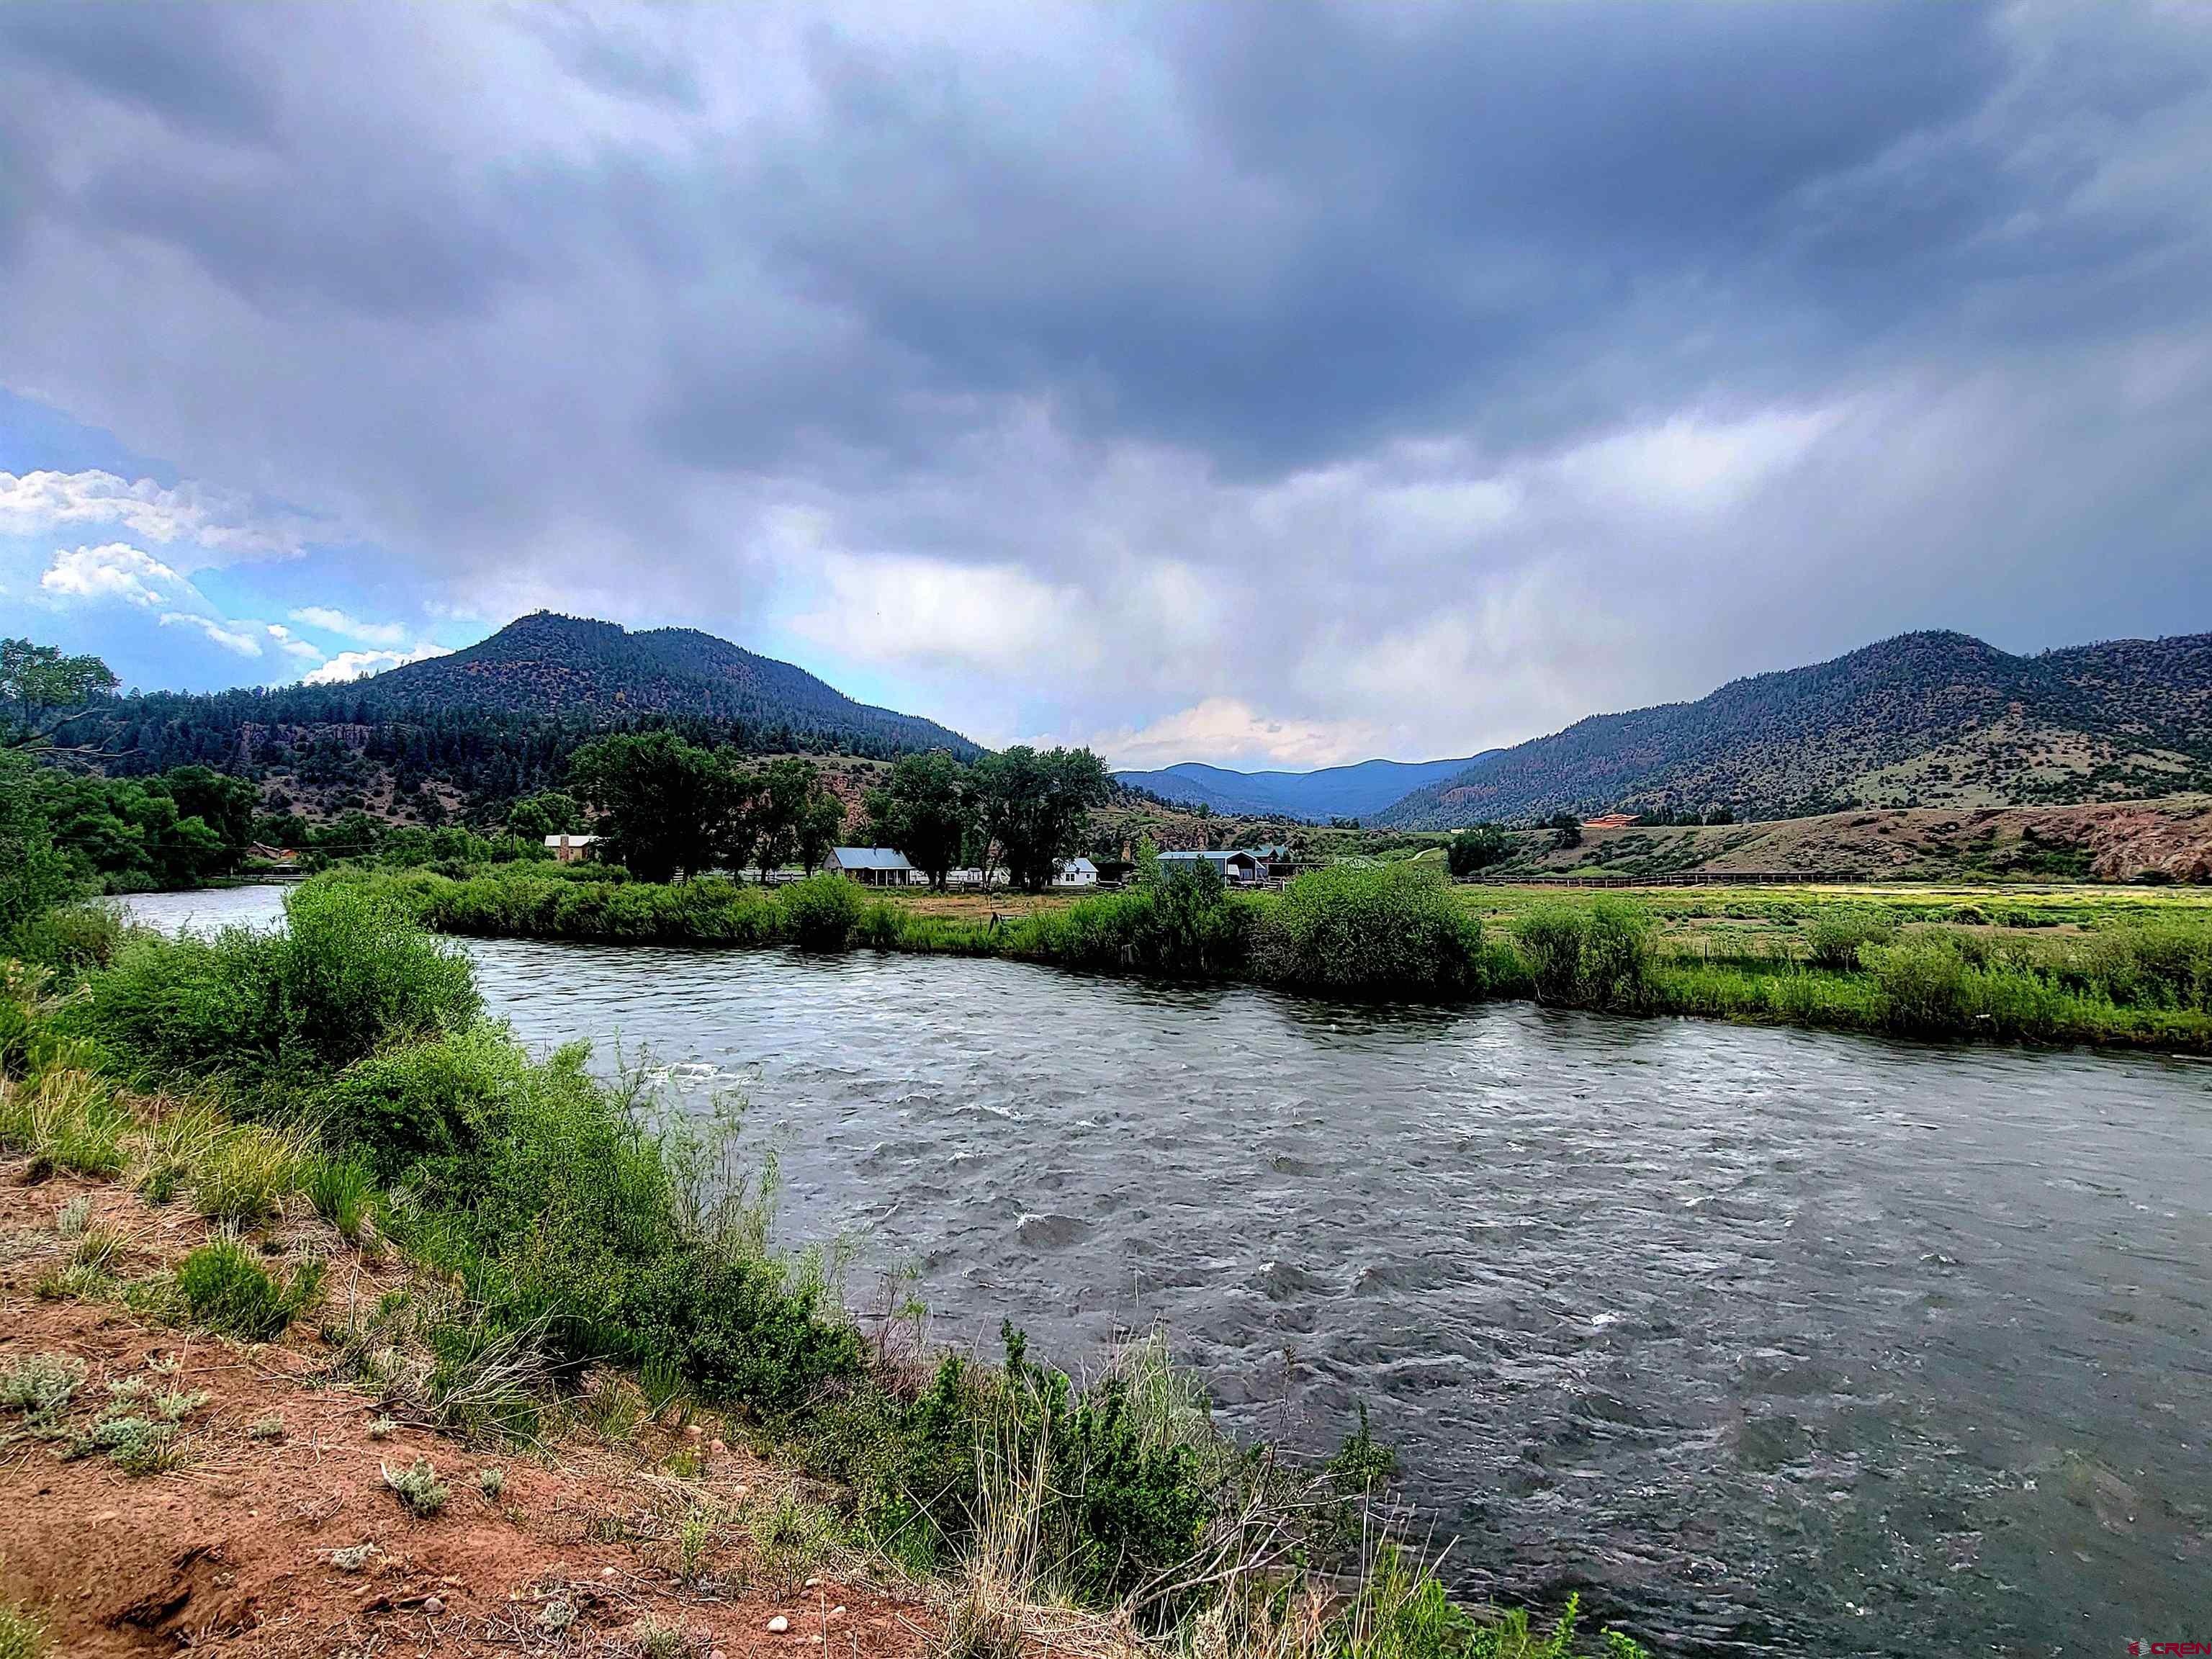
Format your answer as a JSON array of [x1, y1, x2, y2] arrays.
[[0, 1167, 932, 1658]]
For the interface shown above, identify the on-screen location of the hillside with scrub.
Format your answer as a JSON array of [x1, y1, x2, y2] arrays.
[[1372, 629, 2212, 829]]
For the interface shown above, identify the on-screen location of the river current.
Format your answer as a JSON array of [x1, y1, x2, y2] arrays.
[[125, 885, 2212, 1654]]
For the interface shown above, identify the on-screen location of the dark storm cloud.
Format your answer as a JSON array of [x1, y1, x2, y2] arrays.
[[1, 1, 2209, 763]]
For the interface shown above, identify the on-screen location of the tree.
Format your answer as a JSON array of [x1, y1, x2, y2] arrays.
[[0, 751, 81, 940], [861, 750, 975, 889], [969, 745, 1112, 892], [1, 638, 118, 748], [567, 731, 730, 882], [1446, 824, 1511, 877], [158, 765, 258, 862], [1547, 812, 1583, 851], [750, 757, 845, 877], [507, 790, 583, 842]]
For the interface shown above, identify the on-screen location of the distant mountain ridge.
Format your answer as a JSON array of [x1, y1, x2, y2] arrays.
[[1115, 753, 1497, 821], [1371, 629, 2212, 830], [338, 612, 982, 757]]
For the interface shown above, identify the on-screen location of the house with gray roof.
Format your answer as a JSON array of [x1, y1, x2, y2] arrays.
[[824, 846, 918, 886]]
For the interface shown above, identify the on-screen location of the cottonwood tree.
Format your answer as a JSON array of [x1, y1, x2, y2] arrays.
[[969, 745, 1112, 892], [1, 637, 118, 750], [863, 750, 975, 889], [567, 731, 730, 881], [750, 757, 845, 878]]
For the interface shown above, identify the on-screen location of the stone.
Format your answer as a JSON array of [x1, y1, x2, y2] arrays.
[[766, 1614, 789, 1634], [421, 1596, 445, 1617]]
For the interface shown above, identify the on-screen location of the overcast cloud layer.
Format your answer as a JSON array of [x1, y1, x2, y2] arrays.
[[2, 1, 2210, 766]]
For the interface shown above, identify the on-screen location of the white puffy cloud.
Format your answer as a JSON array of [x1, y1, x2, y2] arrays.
[[302, 642, 452, 684], [0, 469, 316, 564], [39, 542, 186, 607], [288, 606, 407, 645]]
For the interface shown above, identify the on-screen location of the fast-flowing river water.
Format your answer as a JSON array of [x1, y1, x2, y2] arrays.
[[127, 886, 2212, 1654]]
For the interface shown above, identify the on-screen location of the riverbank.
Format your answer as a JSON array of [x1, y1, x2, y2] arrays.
[[316, 864, 2212, 1052], [0, 885, 1646, 1658]]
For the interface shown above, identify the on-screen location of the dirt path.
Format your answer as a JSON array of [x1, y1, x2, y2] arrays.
[[0, 1166, 933, 1658]]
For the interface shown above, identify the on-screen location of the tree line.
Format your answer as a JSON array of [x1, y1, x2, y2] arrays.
[[556, 731, 1111, 891]]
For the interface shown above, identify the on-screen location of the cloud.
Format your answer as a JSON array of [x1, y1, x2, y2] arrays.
[[288, 605, 407, 646], [264, 623, 325, 662], [1094, 698, 1389, 771], [158, 611, 262, 655], [0, 3, 2209, 760], [0, 468, 317, 562], [790, 553, 1091, 675], [40, 542, 185, 606], [301, 642, 451, 684]]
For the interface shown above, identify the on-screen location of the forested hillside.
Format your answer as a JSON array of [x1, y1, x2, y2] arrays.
[[1374, 630, 2212, 829], [43, 611, 981, 825]]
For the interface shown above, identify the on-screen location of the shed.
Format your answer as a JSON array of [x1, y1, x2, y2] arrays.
[[1053, 856, 1100, 889], [826, 846, 917, 886], [1157, 849, 1262, 884]]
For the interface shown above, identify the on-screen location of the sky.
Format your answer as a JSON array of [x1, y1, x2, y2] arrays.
[[2, 1, 2210, 770]]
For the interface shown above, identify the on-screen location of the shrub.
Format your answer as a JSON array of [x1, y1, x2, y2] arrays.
[[71, 884, 477, 1082], [778, 873, 861, 951], [175, 1236, 323, 1341], [1253, 865, 1484, 998], [383, 1455, 451, 1516], [626, 1244, 864, 1414], [1024, 861, 1256, 979], [318, 1022, 533, 1183], [1514, 900, 1654, 1011], [1865, 937, 1977, 1035], [0, 1352, 85, 1426], [1515, 906, 1589, 1004], [1802, 907, 1897, 972]]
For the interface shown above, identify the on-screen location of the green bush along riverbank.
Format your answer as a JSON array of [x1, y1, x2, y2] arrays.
[[318, 861, 2212, 1051]]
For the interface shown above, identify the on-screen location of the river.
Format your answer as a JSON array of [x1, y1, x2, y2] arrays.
[[125, 885, 2212, 1654]]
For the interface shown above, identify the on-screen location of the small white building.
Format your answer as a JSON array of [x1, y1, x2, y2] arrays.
[[824, 846, 918, 886], [1053, 856, 1100, 889], [544, 833, 602, 864]]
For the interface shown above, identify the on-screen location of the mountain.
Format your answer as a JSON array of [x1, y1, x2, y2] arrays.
[[356, 612, 981, 756], [1115, 754, 1498, 821], [52, 612, 981, 822], [1370, 629, 2212, 830]]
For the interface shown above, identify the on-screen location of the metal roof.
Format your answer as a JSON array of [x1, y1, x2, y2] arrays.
[[544, 833, 601, 846], [1157, 849, 1257, 864], [1060, 857, 1098, 873], [829, 846, 914, 871]]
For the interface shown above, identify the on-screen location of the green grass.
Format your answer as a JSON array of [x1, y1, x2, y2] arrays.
[[175, 1236, 324, 1341], [0, 1594, 48, 1659]]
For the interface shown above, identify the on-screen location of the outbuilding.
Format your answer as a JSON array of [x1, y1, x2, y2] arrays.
[[1156, 849, 1263, 884], [544, 833, 602, 863], [825, 847, 918, 886], [1053, 856, 1100, 889]]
